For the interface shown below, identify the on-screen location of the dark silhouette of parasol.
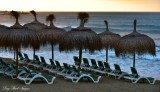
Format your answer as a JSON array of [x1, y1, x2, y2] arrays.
[[59, 12, 102, 69], [23, 10, 47, 60], [0, 11, 40, 76], [115, 19, 156, 67], [39, 14, 66, 61], [99, 20, 121, 62]]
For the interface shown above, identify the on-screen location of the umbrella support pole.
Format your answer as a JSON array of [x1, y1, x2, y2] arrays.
[[33, 48, 36, 61], [106, 48, 108, 63], [133, 51, 136, 68], [16, 48, 19, 78], [51, 44, 54, 61], [78, 48, 82, 70], [14, 50, 16, 59]]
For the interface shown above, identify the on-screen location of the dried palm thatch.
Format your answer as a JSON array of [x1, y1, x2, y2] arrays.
[[60, 29, 101, 52], [38, 14, 66, 60], [59, 12, 102, 69], [99, 20, 121, 62], [23, 10, 47, 31], [115, 19, 156, 67], [0, 11, 40, 77], [23, 10, 47, 59]]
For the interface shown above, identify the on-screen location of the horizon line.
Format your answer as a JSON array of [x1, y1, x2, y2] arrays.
[[0, 10, 160, 13]]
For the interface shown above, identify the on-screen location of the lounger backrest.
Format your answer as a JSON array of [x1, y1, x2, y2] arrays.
[[18, 52, 24, 60], [83, 58, 90, 67], [55, 60, 61, 67], [98, 61, 104, 69], [114, 64, 122, 73], [23, 53, 29, 60], [40, 57, 46, 64], [104, 62, 111, 70], [40, 57, 47, 66], [131, 67, 139, 78], [90, 59, 98, 68], [73, 56, 79, 61], [49, 59, 55, 66], [34, 55, 40, 62], [73, 56, 79, 65], [55, 60, 63, 71]]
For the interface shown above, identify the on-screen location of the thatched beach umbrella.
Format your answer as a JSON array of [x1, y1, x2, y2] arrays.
[[99, 20, 121, 62], [115, 19, 156, 67], [23, 10, 47, 60], [59, 12, 102, 69], [0, 11, 40, 76], [38, 14, 66, 60]]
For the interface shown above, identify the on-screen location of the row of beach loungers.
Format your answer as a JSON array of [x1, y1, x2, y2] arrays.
[[0, 52, 157, 85], [73, 56, 156, 84], [0, 53, 102, 84], [0, 58, 56, 84]]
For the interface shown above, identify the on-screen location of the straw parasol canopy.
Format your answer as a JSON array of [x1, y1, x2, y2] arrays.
[[39, 14, 66, 60], [59, 12, 102, 69], [0, 24, 7, 46], [0, 11, 40, 76], [23, 10, 47, 59], [23, 10, 47, 31], [99, 20, 121, 62], [115, 19, 156, 67]]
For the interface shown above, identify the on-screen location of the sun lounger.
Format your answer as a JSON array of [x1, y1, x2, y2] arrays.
[[57, 63, 72, 76], [17, 66, 40, 77], [47, 60, 64, 74], [107, 64, 129, 79], [65, 72, 101, 83], [92, 62, 112, 75], [64, 66, 101, 83], [43, 59, 56, 71], [91, 61, 105, 74], [123, 67, 157, 84], [17, 73, 56, 85], [31, 55, 42, 69]]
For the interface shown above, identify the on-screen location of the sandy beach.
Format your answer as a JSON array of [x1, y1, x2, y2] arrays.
[[0, 75, 160, 92], [0, 58, 160, 92]]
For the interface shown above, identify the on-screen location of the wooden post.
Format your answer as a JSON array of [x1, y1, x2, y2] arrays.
[[33, 48, 35, 61], [51, 44, 54, 61], [106, 48, 108, 63], [133, 50, 136, 67], [78, 48, 82, 70], [16, 48, 19, 77]]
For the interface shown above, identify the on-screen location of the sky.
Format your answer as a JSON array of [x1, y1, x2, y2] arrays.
[[0, 0, 160, 12]]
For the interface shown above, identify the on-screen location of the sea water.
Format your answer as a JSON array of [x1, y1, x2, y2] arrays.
[[0, 12, 160, 80]]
